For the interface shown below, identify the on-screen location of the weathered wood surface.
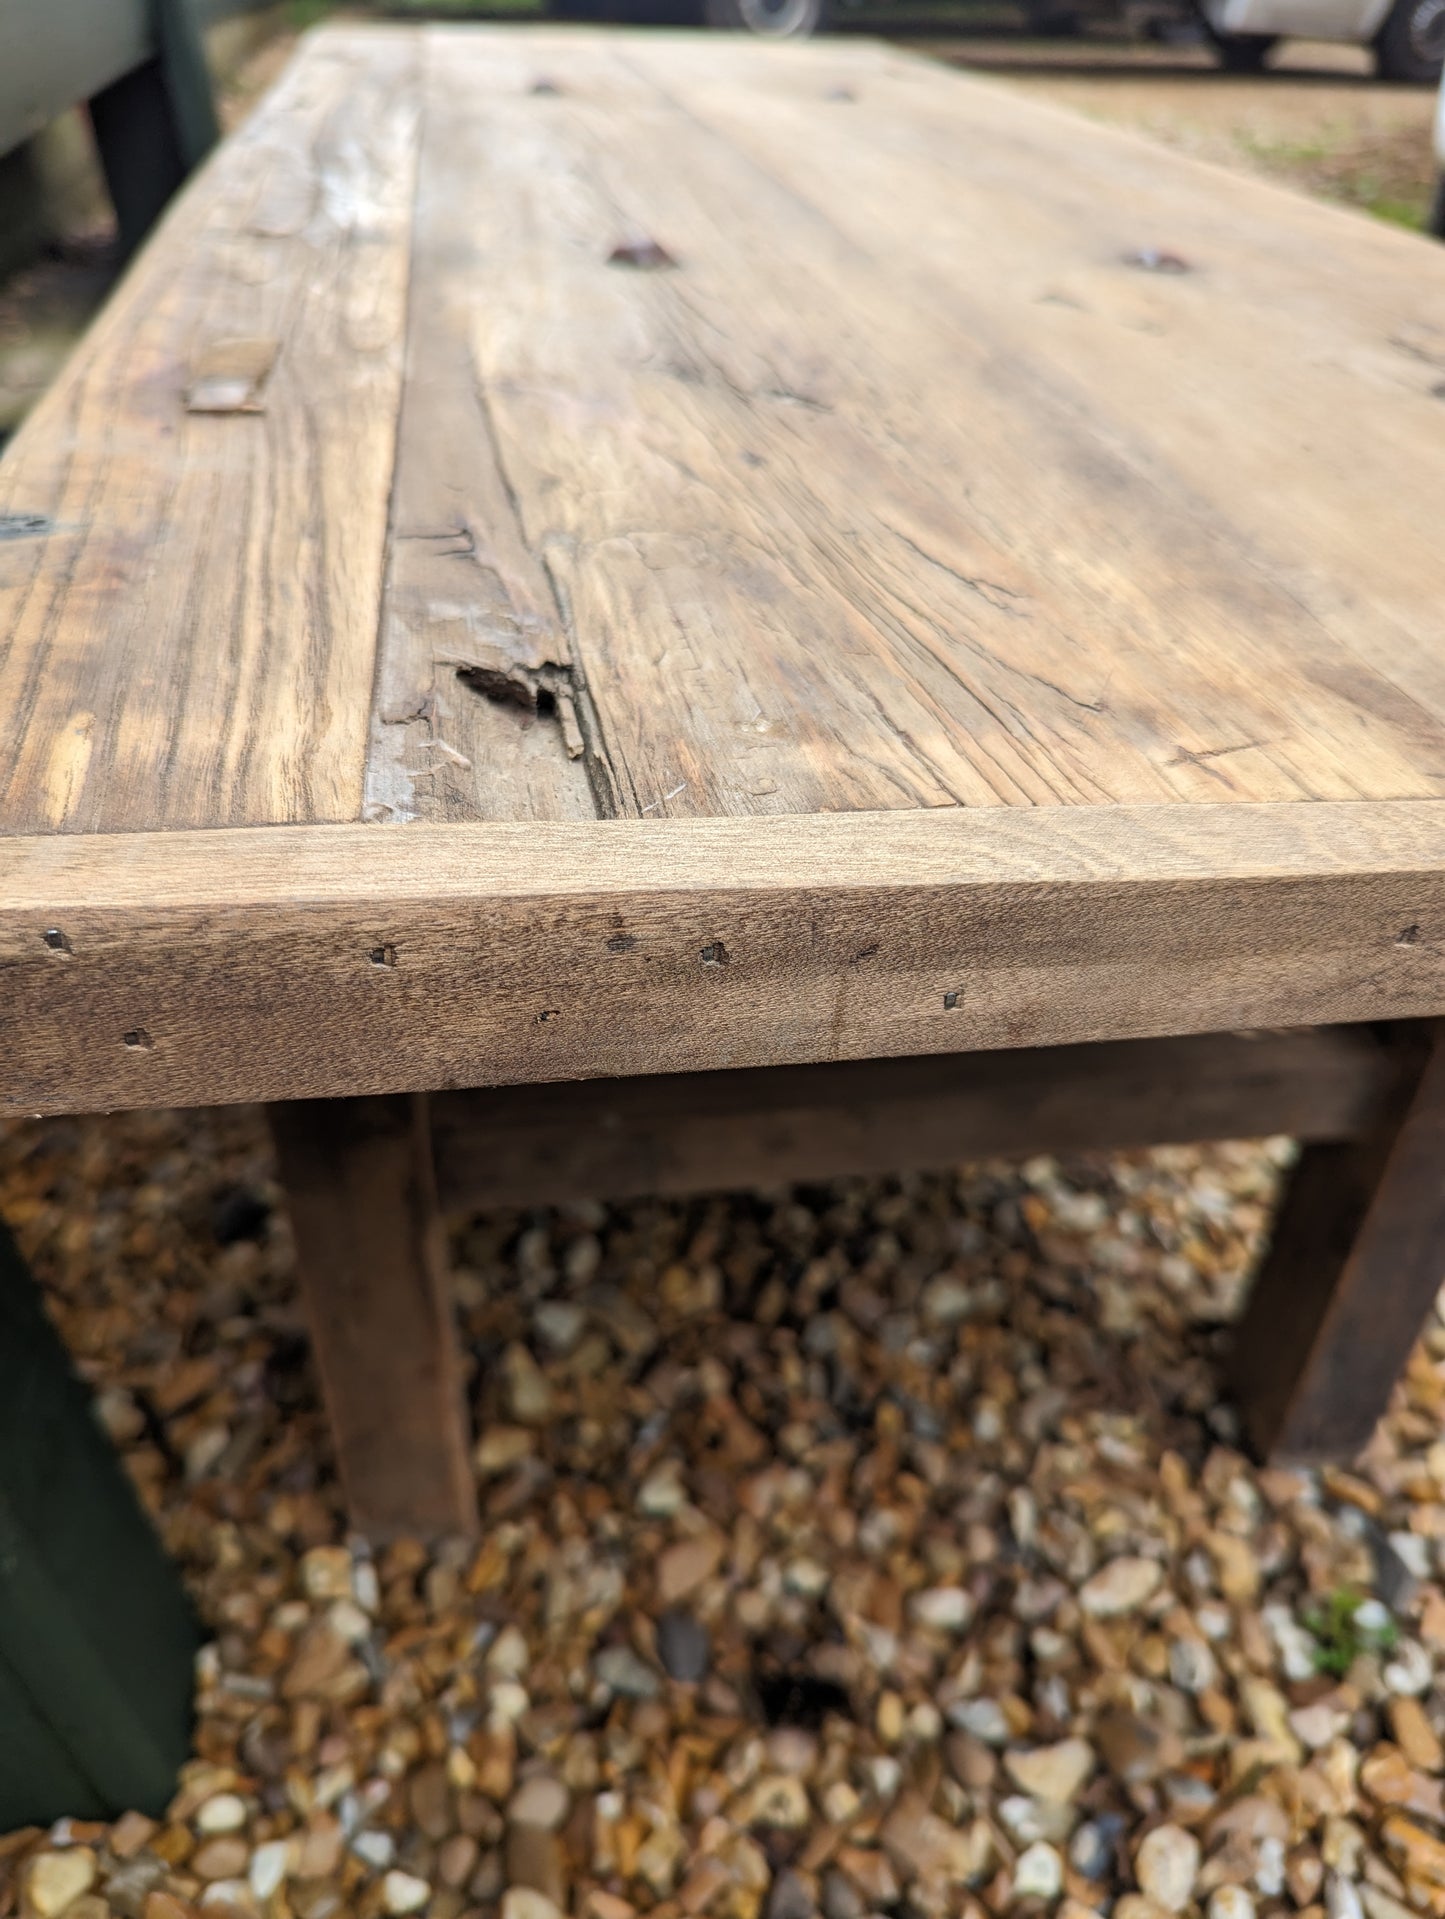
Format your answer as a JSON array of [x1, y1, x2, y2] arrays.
[[1234, 1026, 1445, 1461], [269, 1094, 476, 1538], [3, 23, 1445, 838], [3, 25, 1445, 1115], [0, 28, 417, 834], [432, 1025, 1401, 1212], [4, 803, 1445, 1114]]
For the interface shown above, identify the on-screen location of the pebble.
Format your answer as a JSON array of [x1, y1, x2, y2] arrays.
[[195, 1793, 247, 1834], [952, 1697, 1011, 1745], [498, 1895, 560, 1919], [25, 1850, 98, 1916], [351, 1830, 396, 1870], [1208, 1888, 1256, 1919], [1169, 1636, 1217, 1693], [474, 1424, 535, 1476], [248, 1841, 289, 1900], [1136, 1825, 1201, 1911], [1014, 1842, 1065, 1901], [1254, 1836, 1287, 1897], [1096, 1707, 1181, 1783], [1079, 1555, 1163, 1617], [594, 1645, 661, 1699], [1391, 1697, 1445, 1771], [909, 1586, 974, 1631], [636, 1463, 687, 1517], [381, 1869, 431, 1913], [299, 1544, 353, 1601], [15, 1093, 1445, 1919], [1384, 1638, 1433, 1697], [1005, 1736, 1094, 1803], [1070, 1820, 1118, 1881], [501, 1342, 555, 1423], [656, 1532, 723, 1604], [766, 1868, 818, 1919], [821, 1869, 865, 1919], [192, 1837, 248, 1881], [509, 1774, 570, 1831], [736, 1775, 811, 1830], [657, 1607, 711, 1682], [1327, 1875, 1366, 1919]]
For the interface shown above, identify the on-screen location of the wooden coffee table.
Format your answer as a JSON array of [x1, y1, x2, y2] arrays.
[[4, 23, 1445, 1538]]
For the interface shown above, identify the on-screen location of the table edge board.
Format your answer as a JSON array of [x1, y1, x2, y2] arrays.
[[4, 800, 1445, 1114]]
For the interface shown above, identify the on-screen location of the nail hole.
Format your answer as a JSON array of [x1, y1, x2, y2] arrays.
[[607, 934, 637, 953], [370, 944, 397, 967], [1398, 925, 1421, 945], [1124, 246, 1192, 274], [608, 236, 678, 271], [123, 1029, 154, 1050], [537, 1008, 561, 1023], [701, 941, 730, 967], [943, 990, 962, 1010], [42, 927, 72, 953]]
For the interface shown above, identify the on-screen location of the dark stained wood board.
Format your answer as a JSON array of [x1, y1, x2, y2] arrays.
[[430, 1026, 1404, 1213]]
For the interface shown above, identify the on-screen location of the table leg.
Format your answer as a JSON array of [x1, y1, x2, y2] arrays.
[[1233, 1024, 1445, 1463], [269, 1094, 477, 1539]]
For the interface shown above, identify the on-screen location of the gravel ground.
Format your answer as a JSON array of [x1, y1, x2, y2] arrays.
[[5, 1106, 1445, 1919]]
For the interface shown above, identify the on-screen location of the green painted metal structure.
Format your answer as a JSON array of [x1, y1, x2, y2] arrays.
[[0, 1219, 200, 1827]]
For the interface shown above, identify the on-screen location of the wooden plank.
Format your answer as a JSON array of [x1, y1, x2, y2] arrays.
[[432, 1025, 1399, 1212], [5, 801, 1445, 1114], [364, 32, 603, 828], [0, 1217, 198, 1824], [0, 26, 419, 834], [269, 1094, 476, 1539], [1233, 1026, 1445, 1462], [361, 26, 1445, 822]]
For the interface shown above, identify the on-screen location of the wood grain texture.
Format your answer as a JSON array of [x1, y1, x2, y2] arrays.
[[355, 25, 1445, 823], [1233, 1026, 1445, 1462], [9, 23, 1445, 833], [431, 1026, 1399, 1212], [269, 1094, 476, 1539], [0, 27, 418, 834], [363, 30, 604, 828], [5, 802, 1445, 1114]]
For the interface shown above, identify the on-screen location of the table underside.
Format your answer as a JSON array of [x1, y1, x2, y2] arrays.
[[3, 24, 1445, 1114]]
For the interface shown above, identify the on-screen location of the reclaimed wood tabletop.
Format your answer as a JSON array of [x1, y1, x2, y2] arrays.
[[4, 22, 1445, 1116], [6, 22, 1445, 1525]]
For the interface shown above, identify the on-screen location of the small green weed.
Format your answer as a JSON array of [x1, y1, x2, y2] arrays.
[[1304, 1589, 1398, 1678]]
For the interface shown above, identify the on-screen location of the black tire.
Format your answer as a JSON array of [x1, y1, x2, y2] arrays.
[[1428, 174, 1445, 238], [705, 0, 828, 34], [1203, 24, 1278, 68], [1374, 0, 1445, 81], [1024, 0, 1083, 33]]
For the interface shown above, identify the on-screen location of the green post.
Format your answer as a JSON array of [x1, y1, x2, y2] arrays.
[[90, 0, 219, 256], [0, 1218, 199, 1827]]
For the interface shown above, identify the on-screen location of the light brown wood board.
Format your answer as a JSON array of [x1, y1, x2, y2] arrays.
[[4, 27, 1445, 1112], [5, 803, 1445, 1112]]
